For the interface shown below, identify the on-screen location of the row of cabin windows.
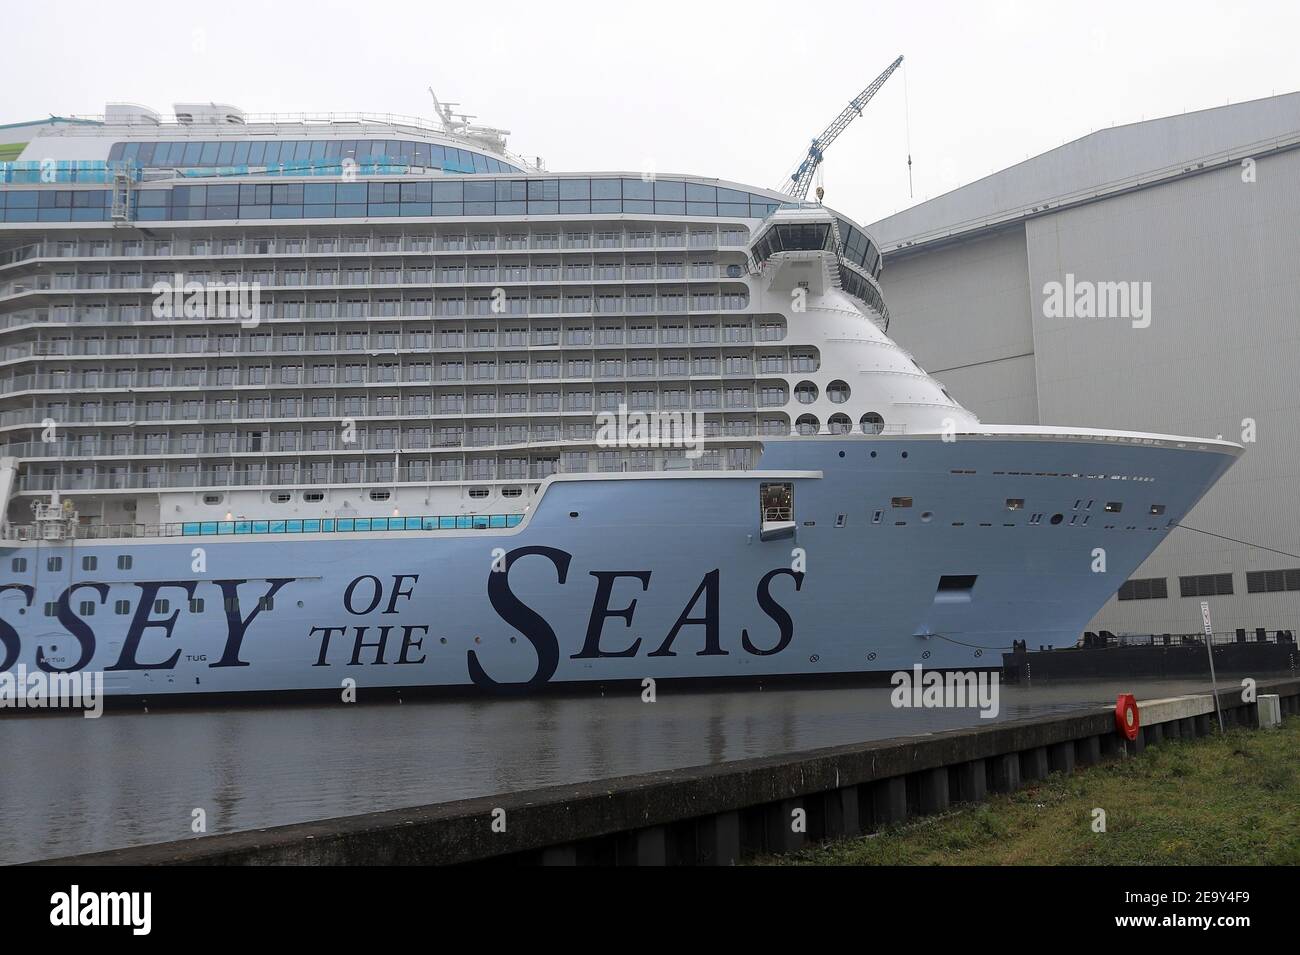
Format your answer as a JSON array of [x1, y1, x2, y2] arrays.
[[43, 596, 275, 617], [12, 555, 133, 573]]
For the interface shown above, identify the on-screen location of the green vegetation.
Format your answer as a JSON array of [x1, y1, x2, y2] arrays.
[[758, 719, 1298, 865], [0, 143, 27, 162]]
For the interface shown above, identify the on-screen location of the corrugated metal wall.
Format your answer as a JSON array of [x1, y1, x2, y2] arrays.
[[880, 148, 1300, 636], [876, 228, 1040, 425]]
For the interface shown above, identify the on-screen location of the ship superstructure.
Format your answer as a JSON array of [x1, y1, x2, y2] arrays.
[[0, 101, 960, 533]]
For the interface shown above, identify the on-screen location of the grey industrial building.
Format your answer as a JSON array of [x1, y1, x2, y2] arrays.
[[869, 92, 1300, 638]]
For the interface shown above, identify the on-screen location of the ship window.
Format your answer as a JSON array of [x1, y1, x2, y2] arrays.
[[860, 412, 885, 435], [271, 492, 292, 504], [368, 490, 391, 502], [794, 381, 818, 404], [117, 555, 133, 570], [258, 596, 274, 612], [154, 599, 170, 614], [1149, 504, 1166, 515], [1105, 502, 1123, 513], [891, 497, 913, 508], [502, 487, 523, 498], [75, 600, 94, 616], [204, 494, 224, 505], [190, 598, 205, 613], [82, 556, 97, 571], [760, 483, 793, 523], [937, 575, 978, 592], [835, 514, 847, 527], [303, 492, 325, 503], [114, 600, 130, 615], [872, 510, 883, 524], [44, 602, 58, 617], [827, 380, 850, 403], [47, 557, 62, 572], [1006, 499, 1024, 510], [468, 487, 490, 499], [10, 558, 26, 573]]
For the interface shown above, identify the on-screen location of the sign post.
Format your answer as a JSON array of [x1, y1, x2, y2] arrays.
[[1200, 600, 1225, 733]]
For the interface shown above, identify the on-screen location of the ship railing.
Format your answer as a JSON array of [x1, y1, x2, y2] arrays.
[[8, 452, 762, 492], [762, 506, 792, 523], [2, 513, 526, 542]]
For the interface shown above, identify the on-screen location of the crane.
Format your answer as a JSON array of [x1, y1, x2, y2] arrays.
[[780, 55, 904, 201]]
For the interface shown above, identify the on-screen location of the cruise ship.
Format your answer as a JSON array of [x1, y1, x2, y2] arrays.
[[0, 99, 1241, 699]]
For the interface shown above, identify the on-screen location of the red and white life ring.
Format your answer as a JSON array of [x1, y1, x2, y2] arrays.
[[1115, 693, 1140, 740]]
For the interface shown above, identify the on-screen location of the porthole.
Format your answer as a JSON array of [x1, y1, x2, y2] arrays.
[[1050, 514, 1064, 525], [369, 490, 391, 502], [795, 414, 820, 435], [860, 412, 885, 435], [468, 487, 490, 499], [794, 381, 819, 404], [827, 380, 850, 403], [501, 487, 523, 498], [920, 512, 934, 523], [271, 492, 292, 504], [827, 413, 852, 434]]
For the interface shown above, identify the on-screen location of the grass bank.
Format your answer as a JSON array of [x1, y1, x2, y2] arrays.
[[757, 718, 1298, 865]]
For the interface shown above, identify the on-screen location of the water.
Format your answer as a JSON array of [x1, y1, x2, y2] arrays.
[[0, 678, 1224, 863]]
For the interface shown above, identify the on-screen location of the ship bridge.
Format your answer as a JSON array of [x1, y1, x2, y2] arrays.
[[749, 205, 891, 330]]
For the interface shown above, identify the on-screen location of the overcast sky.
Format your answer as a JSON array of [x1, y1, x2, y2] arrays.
[[5, 0, 1297, 224]]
